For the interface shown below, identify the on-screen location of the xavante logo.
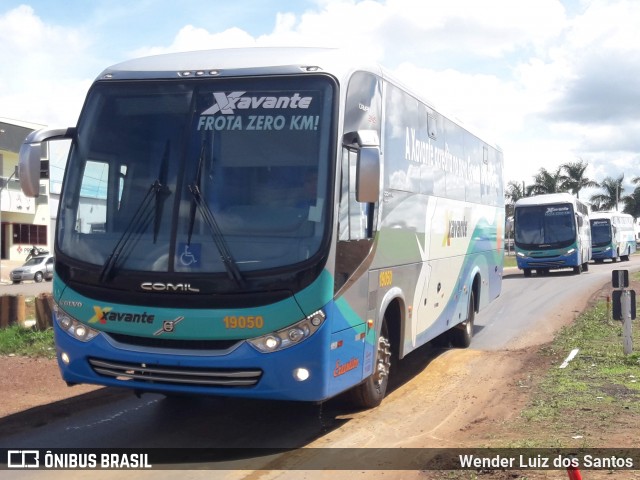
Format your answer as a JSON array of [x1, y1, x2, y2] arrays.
[[89, 306, 155, 324], [545, 206, 570, 215], [203, 91, 245, 115], [201, 91, 312, 115]]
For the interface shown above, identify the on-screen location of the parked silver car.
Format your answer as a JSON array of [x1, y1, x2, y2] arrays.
[[10, 255, 54, 283]]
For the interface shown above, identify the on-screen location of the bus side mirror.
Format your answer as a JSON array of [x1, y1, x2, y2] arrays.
[[19, 128, 75, 197], [343, 130, 381, 203], [576, 215, 583, 228], [356, 147, 380, 203]]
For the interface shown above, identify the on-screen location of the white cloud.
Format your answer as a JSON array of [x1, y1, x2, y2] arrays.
[[0, 5, 97, 126], [130, 25, 258, 58]]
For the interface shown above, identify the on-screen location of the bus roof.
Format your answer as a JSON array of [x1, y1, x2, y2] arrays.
[[98, 47, 382, 82], [589, 211, 633, 220], [514, 192, 580, 207]]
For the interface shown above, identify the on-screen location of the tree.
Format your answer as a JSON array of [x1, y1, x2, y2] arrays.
[[505, 181, 526, 203], [589, 174, 625, 211], [622, 176, 640, 218], [559, 160, 598, 199], [504, 181, 526, 219], [529, 167, 565, 195]]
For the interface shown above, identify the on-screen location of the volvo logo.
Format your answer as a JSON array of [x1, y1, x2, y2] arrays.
[[141, 282, 200, 293], [154, 316, 185, 336]]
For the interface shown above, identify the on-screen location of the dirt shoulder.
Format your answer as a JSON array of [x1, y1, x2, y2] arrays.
[[0, 355, 130, 437]]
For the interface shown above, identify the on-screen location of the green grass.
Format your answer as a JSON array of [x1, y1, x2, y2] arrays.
[[503, 255, 517, 268], [518, 297, 640, 446], [0, 324, 55, 358]]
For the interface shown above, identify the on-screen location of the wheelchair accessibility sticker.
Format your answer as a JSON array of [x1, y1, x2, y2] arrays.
[[178, 243, 201, 267]]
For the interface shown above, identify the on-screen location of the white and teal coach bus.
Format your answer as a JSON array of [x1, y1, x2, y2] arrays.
[[590, 211, 636, 263], [19, 47, 504, 408], [514, 193, 591, 277]]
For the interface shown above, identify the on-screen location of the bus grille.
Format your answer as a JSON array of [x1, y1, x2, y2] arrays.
[[528, 260, 566, 268], [105, 332, 240, 351], [88, 358, 262, 387]]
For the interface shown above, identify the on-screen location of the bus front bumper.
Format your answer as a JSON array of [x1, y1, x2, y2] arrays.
[[516, 250, 580, 270], [53, 319, 335, 402]]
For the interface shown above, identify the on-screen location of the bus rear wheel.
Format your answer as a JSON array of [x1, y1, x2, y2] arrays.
[[350, 320, 392, 409]]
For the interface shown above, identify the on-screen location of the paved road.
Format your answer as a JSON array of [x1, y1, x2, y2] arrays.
[[0, 279, 52, 297], [473, 256, 640, 350], [0, 260, 53, 297]]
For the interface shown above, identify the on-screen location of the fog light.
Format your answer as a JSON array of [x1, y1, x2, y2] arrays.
[[61, 352, 70, 365], [293, 368, 310, 381]]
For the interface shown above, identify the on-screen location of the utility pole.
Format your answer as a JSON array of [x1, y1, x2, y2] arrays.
[[612, 270, 637, 355]]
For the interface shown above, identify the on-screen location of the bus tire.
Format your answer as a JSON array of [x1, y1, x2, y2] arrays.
[[350, 320, 392, 409], [523, 269, 532, 278], [573, 264, 582, 274], [622, 248, 630, 261], [583, 262, 589, 272], [451, 292, 475, 348]]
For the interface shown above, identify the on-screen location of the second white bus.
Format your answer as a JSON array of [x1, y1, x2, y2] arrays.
[[590, 211, 637, 262]]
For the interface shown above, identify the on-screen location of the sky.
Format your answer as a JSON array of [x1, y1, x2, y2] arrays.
[[1, 0, 639, 199]]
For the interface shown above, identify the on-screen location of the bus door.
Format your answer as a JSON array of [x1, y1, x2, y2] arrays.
[[328, 276, 369, 396]]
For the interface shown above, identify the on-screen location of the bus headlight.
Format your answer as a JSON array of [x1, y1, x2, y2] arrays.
[[54, 304, 99, 342], [516, 252, 525, 257], [248, 310, 326, 353], [566, 248, 576, 255]]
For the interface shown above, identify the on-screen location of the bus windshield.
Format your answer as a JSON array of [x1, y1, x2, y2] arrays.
[[514, 203, 576, 248], [58, 76, 335, 277], [590, 219, 612, 247]]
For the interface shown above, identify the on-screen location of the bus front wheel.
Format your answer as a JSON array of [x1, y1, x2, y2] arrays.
[[350, 320, 392, 409]]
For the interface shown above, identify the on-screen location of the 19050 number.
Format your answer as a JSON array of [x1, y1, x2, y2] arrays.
[[223, 316, 264, 329]]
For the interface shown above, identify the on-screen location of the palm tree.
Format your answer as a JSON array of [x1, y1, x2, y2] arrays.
[[560, 160, 598, 199], [504, 181, 526, 219], [622, 176, 640, 218], [505, 181, 526, 203], [589, 175, 625, 211], [529, 167, 565, 195]]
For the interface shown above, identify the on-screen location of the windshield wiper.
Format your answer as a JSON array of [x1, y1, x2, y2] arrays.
[[99, 142, 171, 282], [187, 142, 245, 289], [99, 179, 170, 282]]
